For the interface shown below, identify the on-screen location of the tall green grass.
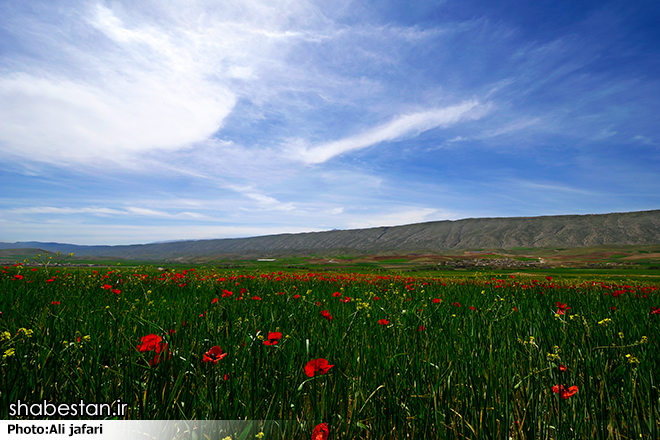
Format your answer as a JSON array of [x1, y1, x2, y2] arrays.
[[1, 264, 659, 439]]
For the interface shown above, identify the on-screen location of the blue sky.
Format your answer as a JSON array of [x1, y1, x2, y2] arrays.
[[1, 0, 659, 245]]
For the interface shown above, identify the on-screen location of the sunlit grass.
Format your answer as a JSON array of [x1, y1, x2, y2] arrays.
[[1, 263, 659, 439]]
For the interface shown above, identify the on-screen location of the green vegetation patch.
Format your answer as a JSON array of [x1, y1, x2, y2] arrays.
[[1, 264, 659, 438]]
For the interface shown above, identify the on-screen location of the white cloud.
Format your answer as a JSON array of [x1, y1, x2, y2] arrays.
[[0, 1, 331, 167], [126, 207, 206, 219], [9, 207, 123, 215], [0, 0, 493, 176], [232, 188, 297, 211], [0, 202, 466, 245], [591, 129, 617, 141], [0, 73, 234, 163], [0, 2, 237, 165], [0, 218, 321, 245], [346, 208, 444, 229], [290, 100, 493, 164], [8, 206, 206, 219], [510, 180, 597, 195], [632, 135, 654, 145], [487, 117, 541, 137]]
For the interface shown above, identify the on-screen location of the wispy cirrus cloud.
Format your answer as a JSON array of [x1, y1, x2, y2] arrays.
[[345, 207, 450, 230], [9, 207, 123, 216], [289, 100, 493, 164], [0, 1, 336, 167], [508, 180, 598, 196], [0, 3, 240, 166], [9, 206, 205, 219]]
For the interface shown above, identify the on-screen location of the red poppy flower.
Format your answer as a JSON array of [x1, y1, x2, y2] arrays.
[[112, 289, 121, 295], [305, 358, 334, 377], [378, 319, 389, 326], [14, 274, 23, 280], [418, 325, 426, 331], [452, 302, 461, 307], [372, 296, 380, 301], [137, 334, 170, 366], [432, 298, 441, 304], [552, 384, 578, 399], [102, 284, 112, 290], [51, 301, 60, 305], [320, 310, 333, 321], [311, 423, 329, 440], [469, 306, 476, 311], [340, 297, 351, 303], [294, 294, 300, 299], [137, 334, 161, 352], [559, 364, 567, 372], [251, 296, 262, 300], [651, 307, 660, 315], [263, 331, 282, 345], [211, 298, 219, 304], [612, 289, 625, 298], [202, 346, 228, 364], [556, 301, 570, 315], [332, 292, 342, 297]]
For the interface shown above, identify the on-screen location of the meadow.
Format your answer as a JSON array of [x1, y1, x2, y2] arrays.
[[1, 258, 659, 439]]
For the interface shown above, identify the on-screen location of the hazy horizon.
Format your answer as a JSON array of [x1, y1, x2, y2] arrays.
[[2, 208, 658, 247]]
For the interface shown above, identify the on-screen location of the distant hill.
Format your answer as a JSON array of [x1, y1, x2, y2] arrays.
[[2, 210, 660, 260]]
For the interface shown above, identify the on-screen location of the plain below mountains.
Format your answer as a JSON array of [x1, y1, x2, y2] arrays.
[[2, 210, 660, 261]]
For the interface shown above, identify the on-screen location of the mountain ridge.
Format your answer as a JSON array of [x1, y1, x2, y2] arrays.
[[2, 210, 660, 260]]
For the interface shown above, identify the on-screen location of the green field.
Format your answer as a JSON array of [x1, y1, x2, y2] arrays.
[[1, 260, 659, 439]]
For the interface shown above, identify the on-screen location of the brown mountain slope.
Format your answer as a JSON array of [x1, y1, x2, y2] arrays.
[[3, 210, 659, 260]]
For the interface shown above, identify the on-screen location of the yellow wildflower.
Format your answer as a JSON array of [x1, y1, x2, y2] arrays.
[[3, 348, 15, 359], [626, 354, 640, 364], [17, 328, 33, 338], [547, 352, 560, 362]]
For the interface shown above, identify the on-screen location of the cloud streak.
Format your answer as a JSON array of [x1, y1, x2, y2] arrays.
[[9, 206, 205, 219], [290, 100, 493, 164]]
